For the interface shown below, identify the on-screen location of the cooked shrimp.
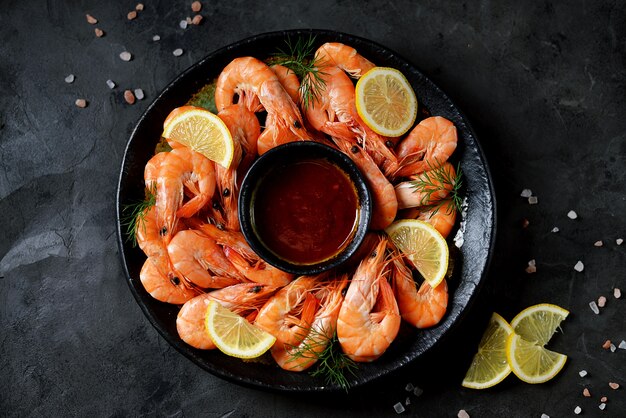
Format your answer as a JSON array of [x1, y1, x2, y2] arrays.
[[271, 275, 348, 371], [337, 238, 401, 362], [255, 275, 323, 347], [215, 105, 260, 230], [271, 64, 301, 105], [334, 138, 397, 230], [155, 147, 216, 243], [176, 283, 277, 349], [167, 229, 244, 289], [394, 162, 456, 209], [144, 152, 169, 190], [391, 254, 448, 328], [215, 57, 310, 154], [190, 221, 294, 287], [140, 256, 198, 304], [401, 199, 457, 238], [256, 78, 311, 154], [395, 116, 457, 177], [315, 42, 375, 78], [218, 104, 260, 182]]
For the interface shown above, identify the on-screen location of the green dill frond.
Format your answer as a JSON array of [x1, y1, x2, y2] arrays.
[[271, 35, 327, 110], [286, 323, 357, 392], [120, 184, 157, 247], [409, 159, 464, 215]]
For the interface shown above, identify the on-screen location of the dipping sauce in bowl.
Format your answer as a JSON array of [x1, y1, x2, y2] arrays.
[[239, 141, 371, 275], [253, 158, 359, 264]]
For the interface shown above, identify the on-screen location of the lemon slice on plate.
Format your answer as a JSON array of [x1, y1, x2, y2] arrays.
[[205, 300, 276, 359], [162, 106, 234, 168], [385, 219, 448, 287], [506, 303, 569, 384], [462, 313, 514, 389], [355, 67, 417, 137]]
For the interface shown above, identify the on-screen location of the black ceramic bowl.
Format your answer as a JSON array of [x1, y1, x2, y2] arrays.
[[116, 29, 496, 392], [238, 141, 372, 275]]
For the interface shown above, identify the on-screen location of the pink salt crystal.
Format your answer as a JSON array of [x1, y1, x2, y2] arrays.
[[598, 296, 607, 308], [609, 382, 619, 390]]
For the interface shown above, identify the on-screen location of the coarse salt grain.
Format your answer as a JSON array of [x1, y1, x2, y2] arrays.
[[134, 88, 144, 100], [186, 16, 192, 24], [95, 28, 104, 37], [124, 90, 136, 104], [153, 35, 161, 41], [179, 20, 188, 29], [610, 343, 616, 352], [528, 196, 538, 205], [579, 370, 588, 377], [599, 403, 606, 410], [173, 48, 184, 57], [574, 261, 584, 272], [551, 227, 560, 233], [614, 288, 622, 299], [590, 301, 600, 314], [619, 340, 626, 350], [609, 382, 619, 390], [136, 3, 144, 10], [65, 74, 75, 83], [598, 296, 607, 307], [192, 1, 202, 12], [574, 406, 582, 415], [120, 51, 132, 61], [106, 79, 116, 89], [393, 402, 405, 414], [405, 383, 414, 392], [568, 210, 578, 219], [541, 415, 550, 418], [405, 397, 411, 406], [75, 99, 87, 108], [583, 388, 591, 397], [595, 240, 603, 247], [86, 14, 98, 24], [458, 410, 470, 418], [413, 386, 423, 397], [520, 189, 532, 198], [617, 238, 624, 245], [192, 14, 203, 25]]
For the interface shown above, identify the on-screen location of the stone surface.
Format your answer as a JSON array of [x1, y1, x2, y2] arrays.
[[1, 0, 625, 417]]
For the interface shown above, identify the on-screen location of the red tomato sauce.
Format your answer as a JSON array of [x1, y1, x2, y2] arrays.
[[252, 158, 359, 265]]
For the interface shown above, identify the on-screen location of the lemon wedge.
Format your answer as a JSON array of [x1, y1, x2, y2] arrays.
[[355, 67, 417, 137], [506, 304, 569, 384], [162, 106, 234, 168], [385, 219, 448, 287], [205, 300, 276, 359], [462, 313, 514, 389]]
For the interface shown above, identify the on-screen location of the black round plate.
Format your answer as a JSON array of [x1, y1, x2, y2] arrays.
[[116, 29, 496, 393]]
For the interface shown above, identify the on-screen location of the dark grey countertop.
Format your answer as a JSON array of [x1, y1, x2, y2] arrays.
[[1, 1, 625, 417]]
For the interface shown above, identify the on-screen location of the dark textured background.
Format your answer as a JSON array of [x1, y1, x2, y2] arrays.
[[1, 1, 625, 417]]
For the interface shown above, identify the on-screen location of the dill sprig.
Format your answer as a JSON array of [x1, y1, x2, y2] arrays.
[[271, 35, 327, 110], [120, 185, 156, 247], [410, 160, 464, 215], [287, 324, 358, 392]]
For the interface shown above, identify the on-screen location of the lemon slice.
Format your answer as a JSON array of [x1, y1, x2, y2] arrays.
[[385, 219, 448, 287], [506, 333, 568, 384], [162, 106, 234, 168], [205, 300, 276, 359], [506, 303, 569, 384], [462, 313, 514, 389], [510, 303, 569, 345], [355, 67, 417, 137]]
